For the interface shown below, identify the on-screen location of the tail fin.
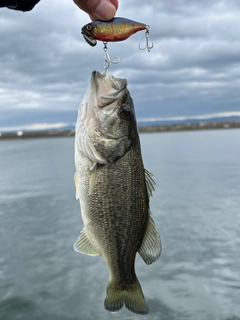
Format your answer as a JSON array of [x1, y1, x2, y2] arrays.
[[104, 279, 149, 315]]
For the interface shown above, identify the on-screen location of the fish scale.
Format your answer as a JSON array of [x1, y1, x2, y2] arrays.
[[89, 157, 146, 250]]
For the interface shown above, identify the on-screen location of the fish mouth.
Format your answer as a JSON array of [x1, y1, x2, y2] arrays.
[[91, 71, 127, 108], [102, 133, 129, 140]]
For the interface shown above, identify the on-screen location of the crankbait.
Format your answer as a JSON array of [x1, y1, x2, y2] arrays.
[[81, 17, 153, 68]]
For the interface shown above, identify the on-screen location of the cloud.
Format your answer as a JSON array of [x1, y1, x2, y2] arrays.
[[1, 0, 240, 130]]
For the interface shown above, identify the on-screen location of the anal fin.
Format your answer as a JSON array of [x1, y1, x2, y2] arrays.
[[138, 215, 162, 264], [73, 229, 100, 256]]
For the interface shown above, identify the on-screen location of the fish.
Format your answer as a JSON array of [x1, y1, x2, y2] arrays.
[[74, 69, 162, 315], [81, 17, 147, 46]]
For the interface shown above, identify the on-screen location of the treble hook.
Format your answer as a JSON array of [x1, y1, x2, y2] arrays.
[[139, 26, 154, 52], [103, 42, 120, 69]]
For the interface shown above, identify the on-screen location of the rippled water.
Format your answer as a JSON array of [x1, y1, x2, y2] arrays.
[[0, 130, 240, 320]]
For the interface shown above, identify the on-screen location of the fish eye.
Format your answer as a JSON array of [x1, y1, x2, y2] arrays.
[[119, 107, 131, 119], [86, 24, 92, 31]]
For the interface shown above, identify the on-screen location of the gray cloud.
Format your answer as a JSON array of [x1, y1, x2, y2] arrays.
[[1, 0, 240, 130]]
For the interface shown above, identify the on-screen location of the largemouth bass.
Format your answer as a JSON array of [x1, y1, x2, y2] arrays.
[[74, 70, 162, 315]]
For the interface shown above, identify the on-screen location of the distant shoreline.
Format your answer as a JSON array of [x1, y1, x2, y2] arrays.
[[1, 121, 240, 140]]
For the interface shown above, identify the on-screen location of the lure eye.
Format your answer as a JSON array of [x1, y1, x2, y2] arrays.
[[86, 24, 92, 31]]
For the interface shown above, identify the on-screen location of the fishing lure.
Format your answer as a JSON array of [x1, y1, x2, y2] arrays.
[[82, 17, 152, 49], [81, 17, 153, 67]]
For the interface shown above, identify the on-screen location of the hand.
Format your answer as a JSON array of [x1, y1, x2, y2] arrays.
[[73, 0, 118, 21], [0, 0, 40, 11]]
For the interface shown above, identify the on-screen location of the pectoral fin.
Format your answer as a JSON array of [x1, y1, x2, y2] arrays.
[[74, 172, 79, 199], [138, 216, 162, 264], [73, 229, 100, 256], [88, 163, 98, 195]]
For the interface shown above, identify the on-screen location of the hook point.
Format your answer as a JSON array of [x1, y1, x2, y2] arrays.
[[139, 26, 154, 52]]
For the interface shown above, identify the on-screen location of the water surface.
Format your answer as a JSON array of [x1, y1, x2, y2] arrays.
[[0, 130, 239, 320]]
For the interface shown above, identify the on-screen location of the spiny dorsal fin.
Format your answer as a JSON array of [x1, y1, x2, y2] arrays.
[[145, 169, 155, 198], [73, 229, 100, 256], [138, 215, 162, 264]]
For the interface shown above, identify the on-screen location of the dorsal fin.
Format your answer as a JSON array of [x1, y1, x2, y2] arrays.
[[145, 169, 155, 198], [138, 215, 162, 264]]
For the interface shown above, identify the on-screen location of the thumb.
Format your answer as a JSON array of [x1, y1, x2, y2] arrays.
[[73, 0, 118, 21]]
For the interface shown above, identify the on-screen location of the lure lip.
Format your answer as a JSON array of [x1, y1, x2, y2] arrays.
[[82, 34, 97, 47]]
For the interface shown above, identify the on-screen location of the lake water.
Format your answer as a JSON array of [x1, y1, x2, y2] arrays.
[[0, 130, 240, 320]]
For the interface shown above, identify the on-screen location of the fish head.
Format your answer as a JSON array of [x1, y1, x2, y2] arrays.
[[75, 70, 138, 164], [81, 23, 97, 46]]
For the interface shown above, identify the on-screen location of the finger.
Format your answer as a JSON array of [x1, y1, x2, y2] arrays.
[[73, 0, 118, 21]]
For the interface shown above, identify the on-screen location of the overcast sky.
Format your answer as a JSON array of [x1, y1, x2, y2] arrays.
[[1, 0, 240, 131]]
